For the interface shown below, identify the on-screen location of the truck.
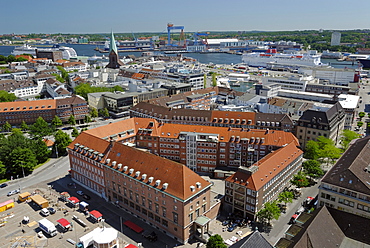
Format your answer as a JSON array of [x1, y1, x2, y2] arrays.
[[38, 218, 57, 237]]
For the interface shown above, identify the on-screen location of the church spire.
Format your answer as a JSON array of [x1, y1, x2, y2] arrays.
[[110, 30, 118, 54]]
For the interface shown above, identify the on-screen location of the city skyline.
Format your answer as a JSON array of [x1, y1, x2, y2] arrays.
[[3, 0, 369, 34]]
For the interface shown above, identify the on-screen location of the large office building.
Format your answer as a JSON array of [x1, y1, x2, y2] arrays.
[[75, 117, 298, 173], [0, 95, 88, 125], [296, 102, 345, 149], [224, 142, 303, 220], [68, 128, 219, 244], [318, 136, 370, 219]]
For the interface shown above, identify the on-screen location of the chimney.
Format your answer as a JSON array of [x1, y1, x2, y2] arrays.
[[190, 185, 196, 192], [162, 183, 169, 190], [196, 182, 201, 188]]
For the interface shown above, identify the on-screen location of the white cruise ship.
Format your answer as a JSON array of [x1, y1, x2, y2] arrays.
[[11, 44, 77, 60], [242, 49, 325, 67]]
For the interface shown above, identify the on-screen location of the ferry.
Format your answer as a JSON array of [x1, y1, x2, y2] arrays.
[[11, 44, 77, 60], [241, 49, 325, 68]]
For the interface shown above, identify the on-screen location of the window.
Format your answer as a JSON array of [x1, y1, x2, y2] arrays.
[[162, 207, 166, 217], [173, 213, 178, 224], [155, 203, 159, 214], [148, 200, 152, 210], [195, 208, 200, 217], [189, 213, 193, 222]]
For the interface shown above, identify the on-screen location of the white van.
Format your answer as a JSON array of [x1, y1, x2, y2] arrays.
[[40, 208, 50, 216]]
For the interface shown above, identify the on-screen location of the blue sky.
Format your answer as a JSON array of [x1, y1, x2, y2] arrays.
[[3, 0, 369, 34]]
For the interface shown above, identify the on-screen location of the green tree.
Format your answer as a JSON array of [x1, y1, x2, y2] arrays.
[[256, 201, 281, 225], [99, 108, 109, 117], [211, 73, 217, 87], [278, 191, 294, 207], [359, 112, 366, 118], [54, 130, 72, 156], [358, 121, 364, 127], [341, 130, 360, 150], [0, 161, 6, 179], [56, 66, 69, 82], [71, 127, 79, 138], [203, 74, 207, 88], [90, 107, 98, 118], [31, 138, 51, 164], [206, 234, 227, 248], [68, 115, 76, 125], [304, 140, 320, 160], [9, 147, 37, 177], [303, 160, 324, 179], [84, 114, 92, 123], [20, 121, 29, 131], [0, 90, 16, 102], [51, 115, 63, 129], [29, 117, 53, 139], [291, 171, 310, 188], [2, 121, 12, 132]]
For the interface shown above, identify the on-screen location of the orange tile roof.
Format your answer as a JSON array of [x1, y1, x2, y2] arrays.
[[70, 131, 211, 201], [0, 99, 56, 113], [85, 117, 299, 147], [225, 142, 303, 191], [131, 73, 145, 80], [84, 118, 160, 142], [43, 138, 54, 147]]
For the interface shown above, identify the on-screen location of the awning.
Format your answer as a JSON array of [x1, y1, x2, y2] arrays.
[[125, 245, 138, 248], [57, 218, 71, 228], [291, 214, 298, 219], [68, 197, 80, 204], [123, 220, 144, 233], [90, 210, 103, 219]]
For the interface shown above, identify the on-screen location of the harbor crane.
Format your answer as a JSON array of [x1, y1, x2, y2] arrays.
[[193, 32, 209, 47], [167, 23, 184, 47]]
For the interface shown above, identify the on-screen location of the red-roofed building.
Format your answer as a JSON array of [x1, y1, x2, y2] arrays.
[[68, 129, 216, 244], [224, 142, 303, 220]]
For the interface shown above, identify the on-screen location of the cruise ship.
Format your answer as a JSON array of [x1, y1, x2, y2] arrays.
[[241, 49, 325, 67], [11, 44, 77, 60]]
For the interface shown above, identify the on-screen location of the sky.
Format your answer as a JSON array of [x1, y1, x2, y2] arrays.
[[2, 0, 370, 34]]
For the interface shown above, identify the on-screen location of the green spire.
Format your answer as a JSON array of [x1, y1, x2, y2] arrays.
[[110, 30, 118, 54]]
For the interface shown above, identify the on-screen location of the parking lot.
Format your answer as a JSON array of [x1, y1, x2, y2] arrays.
[[0, 174, 186, 248]]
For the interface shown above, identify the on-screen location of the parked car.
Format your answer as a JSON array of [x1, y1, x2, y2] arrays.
[[222, 220, 230, 226], [0, 183, 8, 188], [7, 189, 20, 196], [82, 194, 91, 200], [48, 207, 56, 215], [227, 223, 238, 232], [40, 208, 50, 216], [76, 190, 84, 196]]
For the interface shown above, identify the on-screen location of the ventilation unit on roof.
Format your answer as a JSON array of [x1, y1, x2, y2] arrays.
[[148, 177, 154, 183], [162, 183, 168, 190], [129, 168, 134, 174], [117, 163, 122, 169], [155, 180, 161, 187], [123, 166, 128, 172], [112, 161, 117, 167], [190, 185, 195, 192], [142, 174, 147, 180], [106, 158, 111, 164], [196, 182, 201, 188]]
